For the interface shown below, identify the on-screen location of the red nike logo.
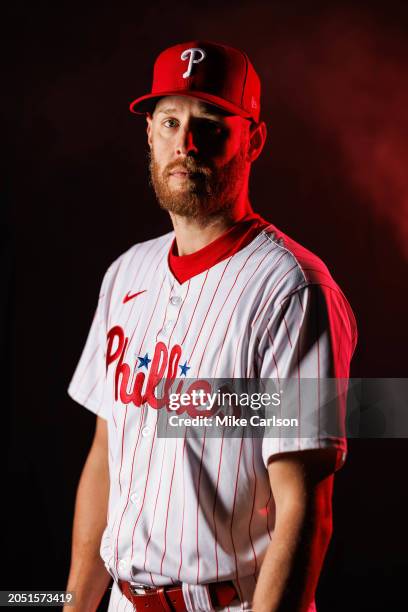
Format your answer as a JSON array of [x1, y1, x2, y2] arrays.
[[123, 290, 147, 304]]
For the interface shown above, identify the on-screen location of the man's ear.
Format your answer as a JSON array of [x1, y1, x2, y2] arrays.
[[247, 121, 267, 162], [146, 113, 153, 149]]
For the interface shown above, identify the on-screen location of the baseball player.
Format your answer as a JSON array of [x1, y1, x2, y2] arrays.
[[65, 41, 357, 612]]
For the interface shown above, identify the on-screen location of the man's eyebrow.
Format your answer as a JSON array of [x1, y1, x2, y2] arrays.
[[155, 106, 226, 120], [156, 107, 178, 115]]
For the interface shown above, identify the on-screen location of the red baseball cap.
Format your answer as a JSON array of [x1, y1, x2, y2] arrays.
[[129, 40, 261, 123]]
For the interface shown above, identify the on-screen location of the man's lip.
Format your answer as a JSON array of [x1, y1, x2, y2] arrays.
[[169, 169, 204, 177]]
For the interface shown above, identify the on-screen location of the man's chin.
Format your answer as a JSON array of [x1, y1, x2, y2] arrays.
[[158, 198, 205, 218]]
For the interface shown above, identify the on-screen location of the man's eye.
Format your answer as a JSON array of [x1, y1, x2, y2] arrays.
[[206, 122, 224, 135], [163, 118, 179, 128]]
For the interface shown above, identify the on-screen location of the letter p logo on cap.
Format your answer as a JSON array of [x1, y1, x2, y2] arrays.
[[180, 47, 207, 78]]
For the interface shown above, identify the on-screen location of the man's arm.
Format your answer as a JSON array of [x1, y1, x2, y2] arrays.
[[64, 416, 111, 612], [252, 448, 339, 612]]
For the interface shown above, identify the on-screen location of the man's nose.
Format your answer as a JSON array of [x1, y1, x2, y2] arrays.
[[175, 127, 199, 156]]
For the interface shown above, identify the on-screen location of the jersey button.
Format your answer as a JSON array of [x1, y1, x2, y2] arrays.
[[170, 296, 182, 306], [130, 492, 140, 504]]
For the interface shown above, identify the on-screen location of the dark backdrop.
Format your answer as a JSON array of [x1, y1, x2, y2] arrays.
[[3, 1, 408, 610]]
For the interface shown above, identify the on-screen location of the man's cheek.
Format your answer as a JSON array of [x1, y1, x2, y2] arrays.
[[225, 135, 243, 159]]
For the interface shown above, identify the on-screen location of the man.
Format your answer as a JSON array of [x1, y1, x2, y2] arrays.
[[65, 41, 357, 612]]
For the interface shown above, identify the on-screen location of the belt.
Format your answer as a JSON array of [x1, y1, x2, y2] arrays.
[[118, 579, 238, 611]]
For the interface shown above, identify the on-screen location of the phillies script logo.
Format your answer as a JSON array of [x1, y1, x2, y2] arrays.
[[106, 325, 212, 413]]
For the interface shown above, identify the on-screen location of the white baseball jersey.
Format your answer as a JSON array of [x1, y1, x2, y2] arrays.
[[68, 221, 357, 611]]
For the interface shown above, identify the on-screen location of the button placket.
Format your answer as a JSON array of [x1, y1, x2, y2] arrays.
[[158, 321, 174, 337], [158, 283, 186, 338]]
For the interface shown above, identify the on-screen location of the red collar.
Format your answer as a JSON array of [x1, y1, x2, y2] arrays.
[[168, 214, 270, 283]]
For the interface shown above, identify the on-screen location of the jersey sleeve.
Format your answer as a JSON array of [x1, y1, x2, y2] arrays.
[[257, 282, 357, 471], [67, 271, 110, 420]]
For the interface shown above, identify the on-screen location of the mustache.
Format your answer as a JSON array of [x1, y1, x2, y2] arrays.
[[165, 159, 212, 177]]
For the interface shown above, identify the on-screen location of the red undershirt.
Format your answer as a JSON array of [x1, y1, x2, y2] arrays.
[[168, 213, 271, 284]]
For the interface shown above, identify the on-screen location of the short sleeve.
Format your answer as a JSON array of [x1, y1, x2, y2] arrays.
[[67, 273, 110, 419], [257, 283, 357, 470]]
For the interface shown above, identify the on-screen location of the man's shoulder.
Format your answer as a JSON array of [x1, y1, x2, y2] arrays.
[[259, 223, 341, 294], [105, 230, 174, 278], [255, 223, 357, 343]]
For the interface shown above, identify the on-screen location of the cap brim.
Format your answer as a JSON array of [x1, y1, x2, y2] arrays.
[[129, 90, 252, 119]]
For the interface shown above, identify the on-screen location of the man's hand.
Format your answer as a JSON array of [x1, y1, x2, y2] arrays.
[[252, 448, 340, 612], [64, 416, 111, 612]]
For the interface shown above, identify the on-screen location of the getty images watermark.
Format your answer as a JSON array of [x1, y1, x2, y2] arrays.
[[166, 388, 298, 429], [152, 378, 408, 439]]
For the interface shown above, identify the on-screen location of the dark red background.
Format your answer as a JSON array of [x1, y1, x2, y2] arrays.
[[3, 1, 408, 610]]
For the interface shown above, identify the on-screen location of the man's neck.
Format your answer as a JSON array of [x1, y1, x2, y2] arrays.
[[170, 198, 254, 256]]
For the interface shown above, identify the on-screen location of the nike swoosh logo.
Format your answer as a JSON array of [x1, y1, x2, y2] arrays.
[[123, 290, 147, 304]]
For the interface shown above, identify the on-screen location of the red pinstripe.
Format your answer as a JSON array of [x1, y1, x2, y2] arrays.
[[112, 399, 118, 429], [297, 290, 304, 313], [155, 279, 175, 343], [143, 436, 168, 573], [266, 327, 280, 385], [113, 241, 169, 373], [272, 283, 309, 311], [195, 428, 207, 584], [248, 433, 258, 575], [177, 429, 188, 580], [212, 430, 226, 581], [229, 434, 245, 602], [180, 271, 209, 346], [296, 296, 302, 448], [299, 267, 335, 282], [252, 260, 298, 326], [188, 258, 233, 363], [83, 377, 101, 409], [210, 242, 276, 377], [74, 344, 99, 388], [113, 404, 146, 571], [248, 353, 256, 378], [126, 250, 169, 355], [107, 241, 150, 331], [160, 441, 178, 575], [196, 239, 270, 376], [168, 280, 191, 347], [277, 295, 301, 447], [118, 404, 128, 495], [131, 274, 167, 352], [122, 239, 169, 330], [127, 413, 160, 563], [232, 329, 244, 377], [127, 239, 158, 284]]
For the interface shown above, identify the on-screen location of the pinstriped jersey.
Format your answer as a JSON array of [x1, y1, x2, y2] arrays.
[[68, 223, 357, 607]]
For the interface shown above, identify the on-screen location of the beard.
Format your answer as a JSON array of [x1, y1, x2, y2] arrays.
[[148, 142, 248, 221]]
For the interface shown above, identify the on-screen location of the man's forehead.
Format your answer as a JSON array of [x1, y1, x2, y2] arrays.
[[154, 96, 232, 118]]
